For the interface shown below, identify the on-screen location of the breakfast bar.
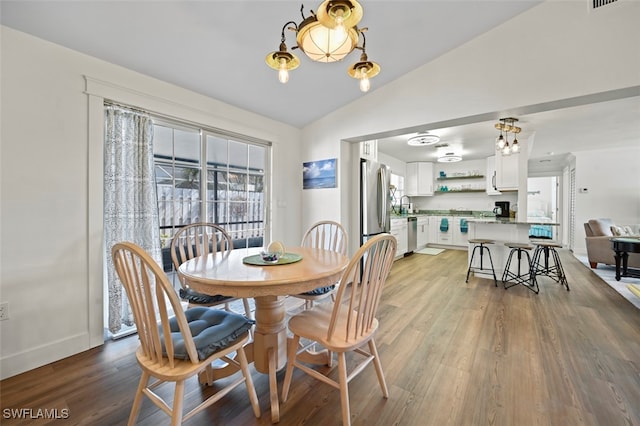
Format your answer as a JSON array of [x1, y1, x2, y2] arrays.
[[466, 218, 560, 279]]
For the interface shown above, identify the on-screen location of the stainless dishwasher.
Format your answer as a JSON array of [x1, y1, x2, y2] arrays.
[[407, 216, 417, 254]]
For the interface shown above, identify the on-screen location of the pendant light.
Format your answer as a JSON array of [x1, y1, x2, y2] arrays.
[[494, 118, 521, 156], [266, 2, 379, 92], [512, 135, 520, 153], [496, 129, 505, 150], [265, 21, 301, 84], [347, 31, 380, 92], [316, 0, 363, 31]]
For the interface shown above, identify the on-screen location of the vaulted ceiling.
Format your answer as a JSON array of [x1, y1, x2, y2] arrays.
[[2, 1, 638, 171], [0, 1, 541, 127]]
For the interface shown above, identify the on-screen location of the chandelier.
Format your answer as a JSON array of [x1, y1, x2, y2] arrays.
[[265, 1, 380, 92], [494, 117, 521, 156]]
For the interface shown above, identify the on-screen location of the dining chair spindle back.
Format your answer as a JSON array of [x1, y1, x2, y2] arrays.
[[291, 220, 348, 308], [112, 241, 260, 425], [171, 223, 252, 319], [281, 233, 397, 426]]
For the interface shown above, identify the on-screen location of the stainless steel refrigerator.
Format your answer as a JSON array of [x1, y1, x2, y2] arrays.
[[360, 158, 391, 244]]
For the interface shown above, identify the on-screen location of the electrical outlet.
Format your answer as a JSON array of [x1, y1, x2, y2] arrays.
[[0, 302, 8, 321]]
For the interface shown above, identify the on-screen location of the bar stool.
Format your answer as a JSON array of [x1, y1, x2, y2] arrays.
[[466, 239, 498, 286], [531, 241, 570, 291], [502, 242, 538, 294]]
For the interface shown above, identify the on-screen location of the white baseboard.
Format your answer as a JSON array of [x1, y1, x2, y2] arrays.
[[0, 332, 99, 380]]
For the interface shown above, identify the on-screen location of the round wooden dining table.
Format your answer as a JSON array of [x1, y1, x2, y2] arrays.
[[178, 245, 349, 423]]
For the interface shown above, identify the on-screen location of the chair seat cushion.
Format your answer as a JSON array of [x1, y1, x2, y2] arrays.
[[164, 307, 254, 360], [300, 284, 335, 296], [179, 287, 233, 305]]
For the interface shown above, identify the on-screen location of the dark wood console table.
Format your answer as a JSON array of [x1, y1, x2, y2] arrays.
[[611, 237, 640, 281]]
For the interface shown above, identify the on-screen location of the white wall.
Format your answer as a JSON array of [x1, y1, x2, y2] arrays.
[[573, 146, 640, 256], [300, 1, 640, 255], [0, 26, 302, 379], [300, 146, 342, 229], [378, 152, 406, 179]]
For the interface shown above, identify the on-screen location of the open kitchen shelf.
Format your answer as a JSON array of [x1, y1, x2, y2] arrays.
[[437, 175, 484, 180], [435, 189, 485, 194]]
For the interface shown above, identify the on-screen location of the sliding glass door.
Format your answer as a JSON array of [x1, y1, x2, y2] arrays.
[[153, 119, 270, 284]]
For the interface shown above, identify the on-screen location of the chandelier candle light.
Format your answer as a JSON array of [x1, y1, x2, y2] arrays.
[[265, 1, 380, 92], [494, 117, 521, 156]]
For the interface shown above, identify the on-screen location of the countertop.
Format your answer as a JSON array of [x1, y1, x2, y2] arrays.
[[391, 212, 560, 226], [392, 210, 491, 219], [466, 218, 559, 226]]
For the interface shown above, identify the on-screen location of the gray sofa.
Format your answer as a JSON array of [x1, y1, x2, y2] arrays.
[[584, 218, 640, 269]]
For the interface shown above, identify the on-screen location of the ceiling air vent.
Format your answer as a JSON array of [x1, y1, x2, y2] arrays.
[[592, 0, 617, 9]]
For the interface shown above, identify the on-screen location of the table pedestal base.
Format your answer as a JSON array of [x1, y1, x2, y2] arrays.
[[198, 295, 331, 423], [253, 296, 287, 422]]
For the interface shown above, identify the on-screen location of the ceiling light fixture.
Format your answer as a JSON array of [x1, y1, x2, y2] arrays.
[[494, 117, 521, 156], [266, 1, 380, 92], [437, 153, 462, 163], [407, 133, 441, 146]]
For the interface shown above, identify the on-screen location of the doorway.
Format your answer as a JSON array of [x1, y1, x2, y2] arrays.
[[527, 176, 559, 241]]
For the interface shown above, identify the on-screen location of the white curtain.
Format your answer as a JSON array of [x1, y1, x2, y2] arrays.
[[104, 104, 162, 334]]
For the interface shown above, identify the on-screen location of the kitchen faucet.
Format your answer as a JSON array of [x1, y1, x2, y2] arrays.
[[400, 195, 411, 214]]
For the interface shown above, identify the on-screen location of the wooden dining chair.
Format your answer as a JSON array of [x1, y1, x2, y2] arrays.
[[171, 223, 252, 320], [290, 220, 348, 308], [281, 233, 397, 426], [112, 241, 261, 425]]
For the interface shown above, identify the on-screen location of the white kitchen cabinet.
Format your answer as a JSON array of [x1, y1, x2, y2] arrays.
[[453, 216, 473, 246], [405, 163, 417, 195], [360, 140, 378, 161], [427, 215, 470, 247], [486, 155, 502, 195], [432, 215, 454, 245], [494, 151, 518, 191], [390, 219, 408, 258], [428, 216, 438, 245], [406, 162, 434, 196], [417, 217, 429, 248]]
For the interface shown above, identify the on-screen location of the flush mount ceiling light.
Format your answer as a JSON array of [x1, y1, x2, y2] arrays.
[[266, 1, 380, 92], [494, 117, 522, 156], [437, 152, 462, 163], [407, 133, 441, 146]]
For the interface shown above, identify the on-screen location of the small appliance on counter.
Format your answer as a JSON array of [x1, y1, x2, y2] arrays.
[[494, 201, 510, 218]]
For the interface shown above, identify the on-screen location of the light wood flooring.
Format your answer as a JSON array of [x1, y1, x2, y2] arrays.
[[2, 249, 639, 425]]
